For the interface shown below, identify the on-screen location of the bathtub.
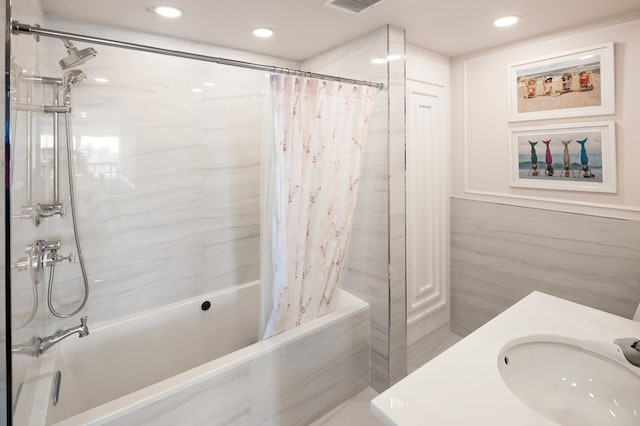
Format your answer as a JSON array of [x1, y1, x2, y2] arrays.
[[21, 281, 370, 425]]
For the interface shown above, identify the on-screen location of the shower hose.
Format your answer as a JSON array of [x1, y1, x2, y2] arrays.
[[46, 111, 90, 318]]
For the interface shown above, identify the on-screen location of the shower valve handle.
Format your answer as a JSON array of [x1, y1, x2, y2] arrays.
[[58, 251, 76, 264], [14, 258, 30, 271], [13, 241, 44, 285], [44, 251, 76, 267]]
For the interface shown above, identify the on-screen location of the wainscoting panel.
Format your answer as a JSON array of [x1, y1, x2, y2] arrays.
[[406, 79, 449, 345]]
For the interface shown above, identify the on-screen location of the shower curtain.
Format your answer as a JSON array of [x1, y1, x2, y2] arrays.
[[261, 74, 377, 339]]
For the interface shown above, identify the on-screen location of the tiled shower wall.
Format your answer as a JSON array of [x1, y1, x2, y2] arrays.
[[302, 26, 407, 391], [451, 198, 640, 336], [8, 15, 408, 411], [34, 18, 298, 330]]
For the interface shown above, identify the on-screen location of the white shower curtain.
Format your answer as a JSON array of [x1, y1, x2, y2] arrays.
[[261, 74, 377, 339]]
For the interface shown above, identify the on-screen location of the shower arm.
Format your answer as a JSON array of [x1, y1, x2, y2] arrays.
[[62, 39, 75, 51]]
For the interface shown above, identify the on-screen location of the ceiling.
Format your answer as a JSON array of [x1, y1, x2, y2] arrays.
[[41, 0, 640, 61]]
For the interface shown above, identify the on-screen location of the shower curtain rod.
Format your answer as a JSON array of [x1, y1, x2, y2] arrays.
[[11, 21, 385, 90]]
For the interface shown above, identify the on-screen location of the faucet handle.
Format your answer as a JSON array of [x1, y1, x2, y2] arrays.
[[43, 240, 62, 252], [614, 337, 640, 367], [79, 316, 89, 338]]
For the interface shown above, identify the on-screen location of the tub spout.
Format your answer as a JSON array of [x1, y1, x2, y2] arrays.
[[13, 316, 89, 357], [40, 316, 89, 355]]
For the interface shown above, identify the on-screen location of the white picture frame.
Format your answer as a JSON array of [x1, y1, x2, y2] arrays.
[[508, 42, 615, 122], [509, 121, 616, 193]]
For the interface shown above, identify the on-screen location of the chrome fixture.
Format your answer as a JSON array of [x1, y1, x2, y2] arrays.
[[13, 239, 78, 328], [11, 67, 92, 320], [11, 21, 384, 89], [14, 241, 43, 285], [12, 72, 76, 225], [62, 69, 86, 105], [30, 43, 93, 225], [614, 338, 640, 367], [11, 317, 89, 357], [51, 94, 90, 318], [12, 240, 47, 330], [52, 371, 62, 406], [13, 240, 68, 284], [59, 39, 97, 70], [34, 203, 66, 226]]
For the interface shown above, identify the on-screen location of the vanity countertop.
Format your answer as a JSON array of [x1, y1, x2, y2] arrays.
[[371, 291, 640, 425]]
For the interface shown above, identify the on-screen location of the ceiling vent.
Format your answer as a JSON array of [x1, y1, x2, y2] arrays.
[[322, 0, 386, 15]]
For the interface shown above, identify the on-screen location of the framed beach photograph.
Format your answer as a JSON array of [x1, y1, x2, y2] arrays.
[[508, 42, 615, 121], [509, 121, 616, 193]]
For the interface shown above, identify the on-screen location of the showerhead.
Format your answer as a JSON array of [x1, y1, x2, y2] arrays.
[[63, 69, 87, 86], [59, 39, 97, 70], [62, 69, 87, 106]]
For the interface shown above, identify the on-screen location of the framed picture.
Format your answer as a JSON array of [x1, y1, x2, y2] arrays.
[[509, 121, 616, 193], [508, 42, 615, 121]]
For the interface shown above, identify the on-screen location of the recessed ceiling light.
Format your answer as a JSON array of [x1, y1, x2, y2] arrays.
[[253, 28, 274, 38], [203, 82, 215, 87], [152, 5, 183, 18], [493, 15, 520, 27], [79, 112, 87, 118], [192, 88, 203, 93], [387, 54, 402, 61], [94, 77, 108, 83], [371, 58, 387, 65]]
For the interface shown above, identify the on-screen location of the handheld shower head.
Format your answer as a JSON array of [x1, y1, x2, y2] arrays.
[[62, 69, 87, 105], [63, 69, 87, 85], [59, 39, 97, 70]]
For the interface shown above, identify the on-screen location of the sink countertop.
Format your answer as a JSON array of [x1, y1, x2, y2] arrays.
[[371, 291, 640, 426]]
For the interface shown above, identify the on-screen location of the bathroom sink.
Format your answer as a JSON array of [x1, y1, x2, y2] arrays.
[[498, 335, 640, 426]]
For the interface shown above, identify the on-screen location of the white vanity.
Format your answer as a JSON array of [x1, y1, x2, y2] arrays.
[[371, 292, 640, 425]]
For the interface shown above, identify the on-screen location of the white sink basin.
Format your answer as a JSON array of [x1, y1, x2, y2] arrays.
[[498, 335, 640, 426]]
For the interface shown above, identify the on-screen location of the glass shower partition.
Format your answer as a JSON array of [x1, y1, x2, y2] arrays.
[[8, 16, 271, 424]]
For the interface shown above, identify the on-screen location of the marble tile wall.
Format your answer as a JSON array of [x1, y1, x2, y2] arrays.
[[105, 306, 369, 425], [302, 26, 407, 391], [451, 198, 640, 336], [32, 19, 299, 331]]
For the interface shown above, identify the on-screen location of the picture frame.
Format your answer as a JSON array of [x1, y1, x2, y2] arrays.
[[508, 42, 615, 122], [508, 121, 616, 193]]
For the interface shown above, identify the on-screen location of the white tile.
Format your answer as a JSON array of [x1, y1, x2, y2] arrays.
[[250, 309, 369, 425], [311, 387, 381, 426]]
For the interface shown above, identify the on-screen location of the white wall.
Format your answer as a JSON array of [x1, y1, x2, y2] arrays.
[[449, 16, 640, 336], [407, 45, 449, 84], [451, 17, 640, 220]]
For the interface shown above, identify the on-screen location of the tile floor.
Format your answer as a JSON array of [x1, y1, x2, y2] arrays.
[[311, 325, 463, 425], [310, 387, 381, 426]]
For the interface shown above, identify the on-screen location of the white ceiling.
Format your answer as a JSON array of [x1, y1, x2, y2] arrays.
[[41, 0, 640, 61]]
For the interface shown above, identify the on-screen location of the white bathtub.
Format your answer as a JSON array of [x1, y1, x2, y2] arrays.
[[23, 281, 370, 425]]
